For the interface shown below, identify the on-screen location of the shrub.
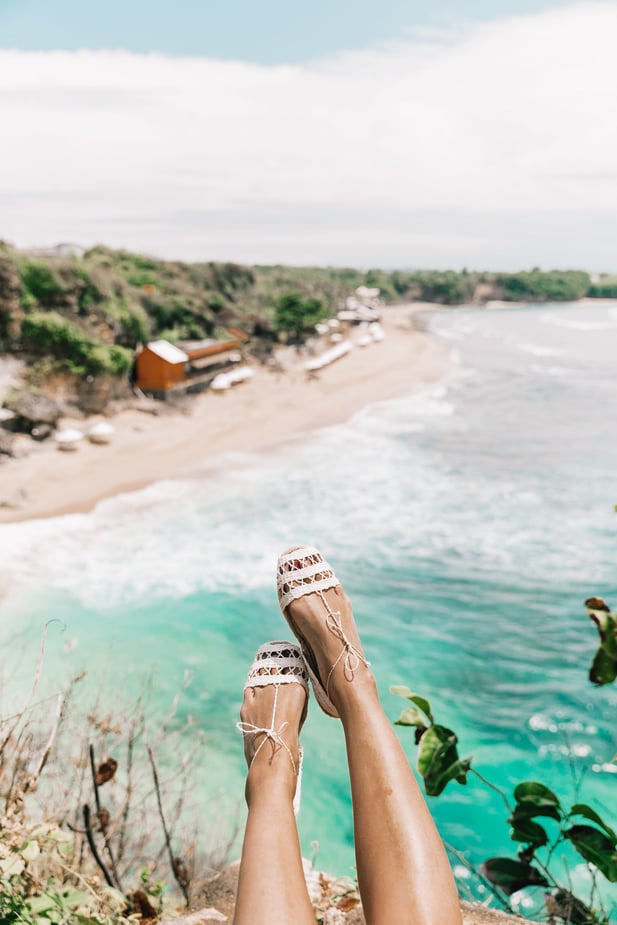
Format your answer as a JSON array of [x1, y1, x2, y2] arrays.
[[74, 266, 103, 311], [102, 297, 151, 346], [19, 261, 65, 303], [497, 270, 590, 303], [21, 311, 132, 376], [273, 292, 326, 341], [392, 687, 615, 923]]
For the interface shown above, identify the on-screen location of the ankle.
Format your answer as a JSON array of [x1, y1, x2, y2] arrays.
[[328, 664, 379, 717], [245, 760, 297, 808]]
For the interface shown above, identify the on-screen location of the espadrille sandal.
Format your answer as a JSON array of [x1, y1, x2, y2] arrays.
[[237, 640, 309, 815], [276, 546, 370, 719]]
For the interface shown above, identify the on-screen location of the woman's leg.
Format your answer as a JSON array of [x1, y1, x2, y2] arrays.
[[233, 680, 315, 925], [286, 583, 462, 925]]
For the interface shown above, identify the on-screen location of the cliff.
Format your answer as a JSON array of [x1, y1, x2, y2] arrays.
[[179, 861, 541, 925]]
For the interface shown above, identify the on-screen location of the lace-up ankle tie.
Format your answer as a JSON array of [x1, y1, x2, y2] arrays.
[[322, 594, 370, 698], [237, 685, 299, 776]]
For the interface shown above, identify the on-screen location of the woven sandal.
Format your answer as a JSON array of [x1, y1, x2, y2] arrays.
[[237, 640, 309, 815], [276, 545, 370, 719]]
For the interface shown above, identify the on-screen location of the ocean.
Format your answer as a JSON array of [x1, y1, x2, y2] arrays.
[[1, 301, 616, 918]]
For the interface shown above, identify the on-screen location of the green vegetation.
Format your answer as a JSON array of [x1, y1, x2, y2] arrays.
[[392, 686, 616, 923], [586, 597, 617, 686], [0, 243, 614, 399], [588, 275, 617, 299], [0, 629, 233, 925], [18, 260, 66, 304], [21, 312, 132, 376], [497, 269, 590, 303], [391, 596, 617, 924], [273, 291, 326, 340]]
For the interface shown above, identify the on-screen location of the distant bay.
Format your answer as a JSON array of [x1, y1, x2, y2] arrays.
[[1, 301, 616, 917]]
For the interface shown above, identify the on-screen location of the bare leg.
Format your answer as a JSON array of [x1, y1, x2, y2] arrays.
[[233, 680, 315, 925], [286, 583, 463, 925]]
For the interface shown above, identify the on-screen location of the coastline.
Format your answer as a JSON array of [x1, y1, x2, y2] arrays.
[[0, 304, 450, 524]]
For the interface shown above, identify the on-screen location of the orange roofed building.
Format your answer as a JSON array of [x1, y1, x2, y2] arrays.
[[134, 330, 250, 397], [135, 340, 189, 392]]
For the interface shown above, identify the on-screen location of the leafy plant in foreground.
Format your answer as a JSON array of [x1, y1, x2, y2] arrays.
[[391, 687, 616, 924], [585, 597, 617, 686]]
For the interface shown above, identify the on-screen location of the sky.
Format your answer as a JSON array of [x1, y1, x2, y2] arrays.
[[1, 0, 616, 269]]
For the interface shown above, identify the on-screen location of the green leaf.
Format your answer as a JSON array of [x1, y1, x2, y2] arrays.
[[513, 781, 561, 812], [389, 686, 433, 722], [28, 894, 57, 915], [508, 812, 549, 847], [390, 684, 414, 698], [417, 724, 471, 795], [570, 804, 617, 843], [512, 801, 561, 822], [481, 857, 549, 895], [21, 840, 40, 862], [395, 706, 427, 727], [565, 825, 617, 882], [426, 757, 472, 796], [589, 646, 617, 686], [61, 890, 92, 908], [407, 695, 433, 723]]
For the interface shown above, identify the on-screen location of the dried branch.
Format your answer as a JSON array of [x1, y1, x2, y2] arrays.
[[23, 692, 64, 794], [0, 620, 62, 757], [89, 743, 123, 891], [116, 727, 135, 865], [147, 745, 190, 907], [83, 803, 115, 888]]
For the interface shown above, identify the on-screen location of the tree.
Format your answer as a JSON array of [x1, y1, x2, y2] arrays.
[[273, 292, 325, 341]]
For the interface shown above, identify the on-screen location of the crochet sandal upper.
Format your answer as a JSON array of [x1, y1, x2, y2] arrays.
[[237, 640, 308, 815], [277, 546, 340, 611]]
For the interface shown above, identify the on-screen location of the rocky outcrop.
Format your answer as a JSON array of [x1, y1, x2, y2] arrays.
[[187, 862, 539, 925], [3, 389, 63, 437], [0, 428, 15, 456], [76, 374, 132, 414]]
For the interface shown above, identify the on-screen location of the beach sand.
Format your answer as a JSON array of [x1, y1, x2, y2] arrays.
[[0, 305, 449, 523]]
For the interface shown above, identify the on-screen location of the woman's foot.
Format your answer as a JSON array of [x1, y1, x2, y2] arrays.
[[237, 641, 309, 811], [277, 547, 375, 717]]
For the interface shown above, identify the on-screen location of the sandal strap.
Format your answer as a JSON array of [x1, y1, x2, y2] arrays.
[[237, 688, 298, 776], [277, 546, 340, 612], [322, 594, 370, 698]]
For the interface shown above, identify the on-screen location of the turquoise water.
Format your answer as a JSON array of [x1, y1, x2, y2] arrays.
[[1, 302, 616, 917]]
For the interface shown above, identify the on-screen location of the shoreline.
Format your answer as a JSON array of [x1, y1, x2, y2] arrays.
[[0, 304, 451, 524]]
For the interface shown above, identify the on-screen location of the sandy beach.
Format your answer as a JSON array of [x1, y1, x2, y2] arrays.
[[0, 305, 449, 523]]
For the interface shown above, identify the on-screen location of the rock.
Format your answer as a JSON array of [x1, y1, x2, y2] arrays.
[[200, 864, 239, 922], [461, 901, 535, 923], [76, 373, 131, 414], [4, 390, 63, 434], [30, 424, 53, 441], [0, 428, 14, 456], [161, 909, 227, 925]]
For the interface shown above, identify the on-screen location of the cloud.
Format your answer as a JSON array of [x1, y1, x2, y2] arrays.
[[1, 2, 616, 268]]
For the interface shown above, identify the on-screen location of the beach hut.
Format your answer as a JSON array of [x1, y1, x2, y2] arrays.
[[135, 340, 189, 392]]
